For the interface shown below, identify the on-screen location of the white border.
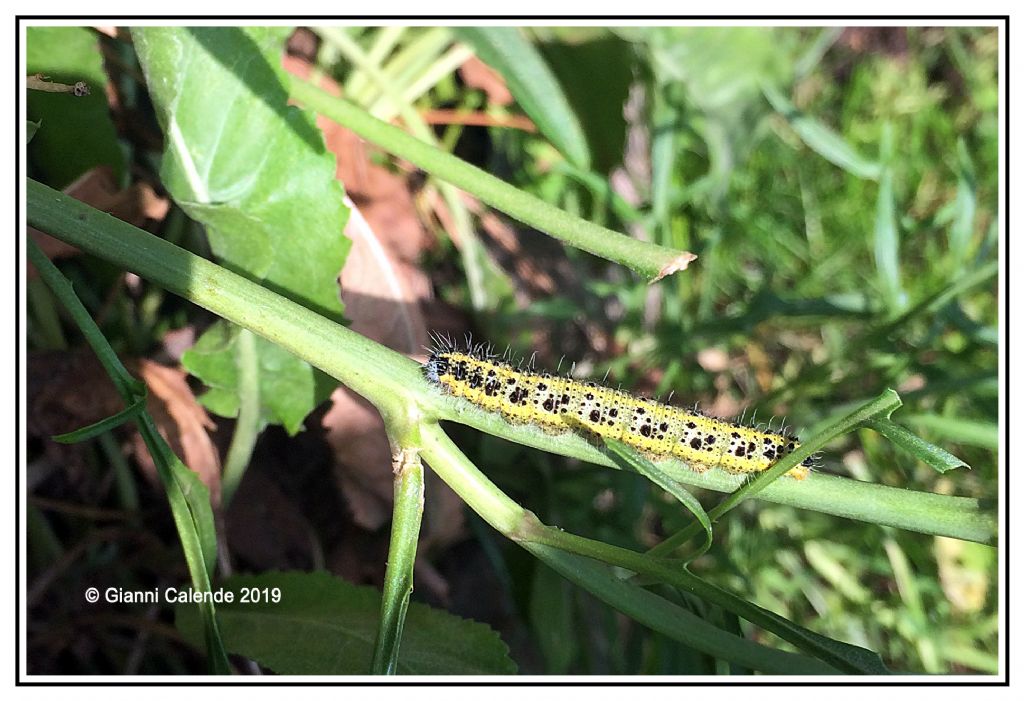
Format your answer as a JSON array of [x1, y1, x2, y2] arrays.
[[13, 13, 1009, 687]]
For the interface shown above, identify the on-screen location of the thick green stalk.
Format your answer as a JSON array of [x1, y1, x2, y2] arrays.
[[285, 75, 694, 282], [27, 179, 996, 545], [371, 448, 425, 674], [27, 179, 424, 428]]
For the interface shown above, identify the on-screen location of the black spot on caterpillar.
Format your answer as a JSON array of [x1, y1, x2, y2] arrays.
[[424, 338, 812, 479]]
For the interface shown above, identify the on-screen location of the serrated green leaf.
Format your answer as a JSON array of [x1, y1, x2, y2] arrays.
[[27, 27, 126, 187], [455, 27, 590, 169], [175, 571, 517, 675], [133, 27, 349, 434], [182, 320, 334, 435]]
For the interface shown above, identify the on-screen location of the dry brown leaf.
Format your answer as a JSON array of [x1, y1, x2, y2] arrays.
[[321, 388, 394, 530], [131, 360, 221, 506], [340, 199, 431, 352]]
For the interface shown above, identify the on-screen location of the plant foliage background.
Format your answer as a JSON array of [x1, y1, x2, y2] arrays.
[[25, 25, 998, 675]]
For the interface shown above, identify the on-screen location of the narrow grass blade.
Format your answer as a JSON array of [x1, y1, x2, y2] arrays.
[[866, 418, 970, 472], [52, 395, 147, 443], [950, 138, 978, 269], [28, 239, 230, 674], [604, 437, 712, 559], [763, 84, 882, 180], [873, 154, 905, 311], [455, 26, 591, 169]]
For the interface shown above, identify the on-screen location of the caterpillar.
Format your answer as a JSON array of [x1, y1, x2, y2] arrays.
[[424, 339, 812, 480]]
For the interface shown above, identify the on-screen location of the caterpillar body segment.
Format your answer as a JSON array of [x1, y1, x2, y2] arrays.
[[425, 348, 811, 480]]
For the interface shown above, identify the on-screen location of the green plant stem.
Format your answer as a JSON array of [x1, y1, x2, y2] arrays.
[[27, 236, 231, 674], [372, 448, 425, 675], [27, 179, 996, 545], [433, 384, 996, 545], [220, 328, 261, 507], [417, 423, 875, 673], [27, 178, 422, 427], [285, 74, 692, 282], [649, 390, 902, 557]]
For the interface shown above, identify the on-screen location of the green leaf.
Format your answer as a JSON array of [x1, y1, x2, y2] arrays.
[[133, 26, 349, 320], [175, 571, 517, 675], [134, 27, 349, 434], [27, 119, 41, 143], [873, 125, 905, 312], [163, 444, 220, 581], [52, 394, 148, 443], [182, 320, 335, 436], [684, 576, 891, 674], [136, 408, 220, 583], [455, 27, 591, 169], [950, 138, 978, 268], [523, 543, 837, 674], [27, 27, 126, 188], [866, 418, 970, 473], [764, 84, 882, 180], [604, 437, 712, 559]]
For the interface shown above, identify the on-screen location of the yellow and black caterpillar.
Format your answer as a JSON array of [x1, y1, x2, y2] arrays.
[[425, 341, 812, 480]]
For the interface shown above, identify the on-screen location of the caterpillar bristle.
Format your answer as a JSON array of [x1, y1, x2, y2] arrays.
[[423, 334, 812, 480]]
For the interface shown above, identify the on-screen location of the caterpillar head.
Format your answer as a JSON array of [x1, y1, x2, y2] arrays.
[[424, 353, 450, 384]]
